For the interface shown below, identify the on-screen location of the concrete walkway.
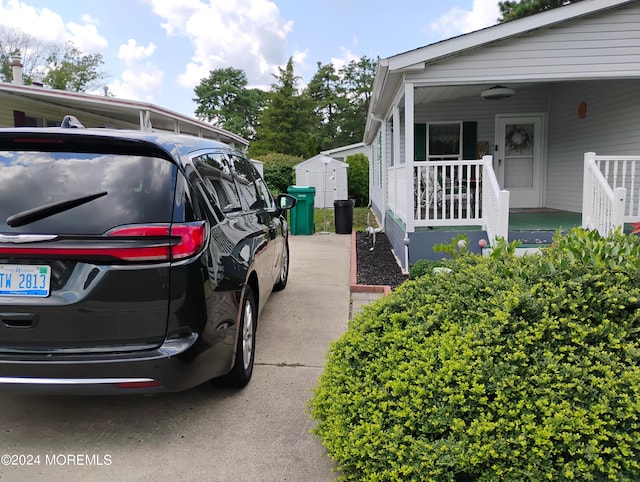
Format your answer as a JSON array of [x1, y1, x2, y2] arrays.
[[251, 232, 353, 481]]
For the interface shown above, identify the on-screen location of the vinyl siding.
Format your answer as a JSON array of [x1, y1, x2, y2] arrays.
[[547, 79, 640, 212], [414, 84, 551, 160], [421, 3, 640, 83], [0, 108, 15, 127]]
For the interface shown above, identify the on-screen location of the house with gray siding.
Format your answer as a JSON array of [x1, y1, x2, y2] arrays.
[[364, 0, 640, 269]]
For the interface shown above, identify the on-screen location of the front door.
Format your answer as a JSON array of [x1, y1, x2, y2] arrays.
[[495, 115, 544, 208]]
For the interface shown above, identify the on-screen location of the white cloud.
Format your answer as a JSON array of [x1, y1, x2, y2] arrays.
[[107, 65, 164, 103], [0, 0, 65, 42], [428, 0, 500, 38], [66, 22, 108, 52], [108, 39, 163, 102], [147, 0, 293, 90], [143, 0, 202, 36], [118, 39, 157, 62], [0, 1, 107, 51], [331, 47, 360, 73]]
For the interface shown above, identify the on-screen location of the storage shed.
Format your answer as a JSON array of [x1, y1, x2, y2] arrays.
[[295, 155, 348, 208]]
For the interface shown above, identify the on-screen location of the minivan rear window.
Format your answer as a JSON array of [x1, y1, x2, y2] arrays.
[[0, 151, 177, 234]]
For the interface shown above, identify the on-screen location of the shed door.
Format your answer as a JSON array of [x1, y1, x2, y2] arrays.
[[495, 115, 544, 208]]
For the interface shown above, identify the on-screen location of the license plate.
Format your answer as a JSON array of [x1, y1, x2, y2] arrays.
[[0, 264, 51, 297]]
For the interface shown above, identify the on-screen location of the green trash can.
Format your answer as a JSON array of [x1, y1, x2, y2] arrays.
[[287, 186, 316, 235]]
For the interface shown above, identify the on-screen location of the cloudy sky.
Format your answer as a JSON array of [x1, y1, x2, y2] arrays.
[[0, 0, 501, 117]]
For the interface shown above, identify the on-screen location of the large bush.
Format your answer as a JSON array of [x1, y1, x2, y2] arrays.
[[312, 229, 640, 481], [255, 153, 303, 194], [346, 153, 369, 207]]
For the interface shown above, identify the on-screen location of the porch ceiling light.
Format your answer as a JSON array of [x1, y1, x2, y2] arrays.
[[481, 85, 515, 100]]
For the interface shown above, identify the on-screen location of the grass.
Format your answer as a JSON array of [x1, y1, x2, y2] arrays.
[[313, 206, 378, 233]]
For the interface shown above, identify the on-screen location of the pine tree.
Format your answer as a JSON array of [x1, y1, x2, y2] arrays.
[[499, 0, 584, 22], [193, 67, 266, 142], [249, 58, 316, 158]]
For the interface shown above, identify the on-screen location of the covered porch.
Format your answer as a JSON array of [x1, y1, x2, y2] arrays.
[[383, 151, 640, 268], [364, 0, 640, 269]]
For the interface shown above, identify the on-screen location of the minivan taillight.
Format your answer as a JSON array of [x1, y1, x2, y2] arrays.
[[107, 222, 207, 261], [0, 222, 207, 262]]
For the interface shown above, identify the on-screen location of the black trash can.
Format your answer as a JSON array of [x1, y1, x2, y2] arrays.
[[334, 199, 354, 234]]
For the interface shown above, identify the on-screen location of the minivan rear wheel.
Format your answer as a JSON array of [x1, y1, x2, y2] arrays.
[[213, 286, 256, 388]]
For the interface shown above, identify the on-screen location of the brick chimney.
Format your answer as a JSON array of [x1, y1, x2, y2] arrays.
[[10, 53, 23, 86]]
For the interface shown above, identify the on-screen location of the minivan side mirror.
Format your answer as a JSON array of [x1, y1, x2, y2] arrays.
[[276, 193, 297, 210]]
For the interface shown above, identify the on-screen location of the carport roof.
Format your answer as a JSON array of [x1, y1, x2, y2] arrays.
[[0, 82, 248, 148]]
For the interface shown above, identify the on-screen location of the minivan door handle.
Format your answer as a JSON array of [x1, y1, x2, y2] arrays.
[[1, 313, 39, 329]]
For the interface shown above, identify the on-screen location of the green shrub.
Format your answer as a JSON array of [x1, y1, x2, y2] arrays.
[[311, 228, 640, 481], [346, 153, 369, 207], [255, 153, 302, 194]]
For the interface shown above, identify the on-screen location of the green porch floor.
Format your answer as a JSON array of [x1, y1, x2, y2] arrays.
[[507, 209, 582, 231]]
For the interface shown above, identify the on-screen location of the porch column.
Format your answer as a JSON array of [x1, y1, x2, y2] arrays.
[[392, 106, 400, 222], [404, 82, 415, 234]]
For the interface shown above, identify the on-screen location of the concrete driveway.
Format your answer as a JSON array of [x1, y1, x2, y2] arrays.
[[0, 234, 350, 481]]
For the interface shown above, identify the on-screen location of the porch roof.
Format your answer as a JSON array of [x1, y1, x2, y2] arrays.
[[364, 0, 637, 144]]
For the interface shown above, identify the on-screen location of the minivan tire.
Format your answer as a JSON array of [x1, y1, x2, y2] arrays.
[[213, 286, 256, 388]]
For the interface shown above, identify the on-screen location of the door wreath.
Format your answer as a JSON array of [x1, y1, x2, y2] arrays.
[[505, 125, 532, 154]]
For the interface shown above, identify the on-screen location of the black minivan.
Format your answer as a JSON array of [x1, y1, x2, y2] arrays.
[[0, 126, 295, 393]]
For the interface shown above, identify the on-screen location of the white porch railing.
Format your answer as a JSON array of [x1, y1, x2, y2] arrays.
[[413, 156, 509, 244], [481, 156, 510, 246], [581, 152, 640, 236]]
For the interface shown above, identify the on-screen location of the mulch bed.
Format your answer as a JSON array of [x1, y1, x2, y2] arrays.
[[356, 231, 408, 290]]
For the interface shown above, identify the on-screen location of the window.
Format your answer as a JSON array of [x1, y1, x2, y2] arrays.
[[388, 120, 394, 167], [428, 122, 462, 161], [24, 115, 59, 127], [0, 151, 176, 234], [194, 153, 242, 213], [254, 177, 275, 210], [228, 154, 262, 210], [377, 131, 383, 188]]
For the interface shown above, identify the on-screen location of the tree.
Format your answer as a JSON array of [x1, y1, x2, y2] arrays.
[[306, 57, 377, 152], [42, 41, 105, 92], [193, 67, 267, 142], [249, 58, 317, 158], [345, 153, 369, 207], [0, 27, 107, 91], [499, 0, 584, 22], [0, 26, 50, 84], [254, 152, 303, 194], [306, 62, 344, 151], [335, 57, 376, 148]]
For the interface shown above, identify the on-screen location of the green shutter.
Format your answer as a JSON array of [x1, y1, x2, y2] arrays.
[[462, 121, 478, 179], [414, 124, 426, 161], [462, 121, 477, 160]]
